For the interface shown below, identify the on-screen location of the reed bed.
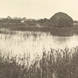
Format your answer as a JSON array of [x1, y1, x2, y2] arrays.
[[0, 47, 78, 78]]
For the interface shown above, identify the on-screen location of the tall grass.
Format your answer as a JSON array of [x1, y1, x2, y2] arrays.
[[0, 47, 78, 78]]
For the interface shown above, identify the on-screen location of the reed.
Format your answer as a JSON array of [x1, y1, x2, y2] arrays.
[[0, 47, 78, 78]]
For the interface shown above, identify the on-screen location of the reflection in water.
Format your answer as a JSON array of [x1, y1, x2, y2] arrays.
[[52, 35, 78, 48], [0, 31, 78, 60]]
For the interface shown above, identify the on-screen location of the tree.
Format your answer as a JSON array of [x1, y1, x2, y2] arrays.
[[50, 12, 73, 28]]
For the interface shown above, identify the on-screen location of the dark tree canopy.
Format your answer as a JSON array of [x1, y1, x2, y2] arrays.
[[50, 12, 73, 27]]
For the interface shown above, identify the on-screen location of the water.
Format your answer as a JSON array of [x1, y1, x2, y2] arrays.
[[0, 31, 78, 60]]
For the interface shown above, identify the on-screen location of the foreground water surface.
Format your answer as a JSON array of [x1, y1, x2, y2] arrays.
[[0, 31, 78, 60]]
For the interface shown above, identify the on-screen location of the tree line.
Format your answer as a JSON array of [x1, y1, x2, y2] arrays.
[[0, 12, 77, 28]]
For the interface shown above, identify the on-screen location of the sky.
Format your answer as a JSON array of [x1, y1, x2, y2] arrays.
[[0, 0, 78, 20]]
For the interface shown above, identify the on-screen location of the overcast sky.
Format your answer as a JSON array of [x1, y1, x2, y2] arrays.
[[0, 0, 77, 20]]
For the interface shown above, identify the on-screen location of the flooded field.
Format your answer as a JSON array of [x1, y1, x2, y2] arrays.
[[0, 31, 78, 60]]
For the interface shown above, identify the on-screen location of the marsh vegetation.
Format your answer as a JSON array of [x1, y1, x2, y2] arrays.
[[0, 12, 78, 78], [0, 47, 78, 78]]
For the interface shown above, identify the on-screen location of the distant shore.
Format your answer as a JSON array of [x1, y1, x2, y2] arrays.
[[0, 25, 78, 36]]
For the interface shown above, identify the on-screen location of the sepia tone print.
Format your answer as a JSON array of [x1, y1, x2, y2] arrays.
[[0, 0, 78, 78]]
